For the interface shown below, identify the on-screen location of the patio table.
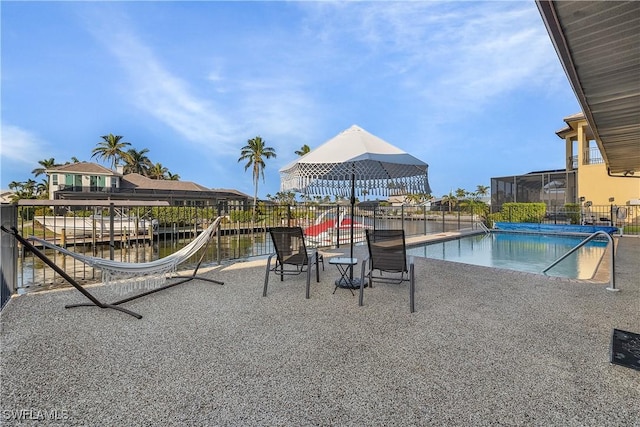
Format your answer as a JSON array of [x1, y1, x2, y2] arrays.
[[329, 257, 361, 295]]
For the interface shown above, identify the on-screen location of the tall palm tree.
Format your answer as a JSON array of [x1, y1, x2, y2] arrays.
[[36, 179, 49, 199], [123, 148, 152, 175], [32, 158, 59, 177], [91, 134, 131, 169], [455, 188, 467, 200], [475, 185, 489, 198], [441, 191, 458, 213], [148, 163, 169, 180], [238, 136, 277, 218], [166, 172, 180, 181], [295, 144, 311, 156]]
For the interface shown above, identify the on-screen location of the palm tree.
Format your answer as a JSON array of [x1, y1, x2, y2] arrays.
[[91, 134, 131, 169], [441, 191, 458, 213], [455, 188, 467, 200], [295, 144, 311, 156], [123, 148, 152, 175], [148, 163, 169, 180], [36, 179, 49, 199], [166, 172, 180, 181], [238, 136, 277, 218], [32, 158, 59, 177], [475, 184, 489, 199]]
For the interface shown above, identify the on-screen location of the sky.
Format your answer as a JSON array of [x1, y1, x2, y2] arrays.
[[1, 0, 580, 199]]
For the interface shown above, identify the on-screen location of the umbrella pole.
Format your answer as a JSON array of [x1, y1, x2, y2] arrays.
[[350, 172, 355, 280]]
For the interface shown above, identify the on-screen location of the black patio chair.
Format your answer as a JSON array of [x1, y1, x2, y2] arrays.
[[359, 229, 415, 313], [263, 227, 323, 299]]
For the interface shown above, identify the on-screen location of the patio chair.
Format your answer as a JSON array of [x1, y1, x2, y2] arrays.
[[359, 229, 415, 313], [263, 227, 323, 299]]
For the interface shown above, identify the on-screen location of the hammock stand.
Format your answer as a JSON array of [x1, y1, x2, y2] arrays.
[[2, 221, 224, 319]]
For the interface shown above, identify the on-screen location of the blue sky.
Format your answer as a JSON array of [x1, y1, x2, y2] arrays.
[[1, 0, 579, 199]]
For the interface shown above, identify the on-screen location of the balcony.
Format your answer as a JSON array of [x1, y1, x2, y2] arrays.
[[57, 185, 114, 193]]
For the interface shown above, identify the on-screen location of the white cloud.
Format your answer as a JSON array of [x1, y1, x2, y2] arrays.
[[111, 33, 240, 153], [84, 8, 322, 161], [0, 123, 45, 165], [299, 1, 562, 117]]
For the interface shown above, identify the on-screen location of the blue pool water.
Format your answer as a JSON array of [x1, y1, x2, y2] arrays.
[[407, 231, 609, 279]]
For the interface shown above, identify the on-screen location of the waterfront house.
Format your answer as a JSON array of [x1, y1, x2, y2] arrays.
[[44, 161, 250, 211], [491, 114, 640, 213]]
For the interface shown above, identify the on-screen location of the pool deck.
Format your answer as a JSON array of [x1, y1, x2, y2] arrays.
[[1, 234, 638, 426]]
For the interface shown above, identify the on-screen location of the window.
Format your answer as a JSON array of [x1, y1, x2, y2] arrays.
[[52, 175, 58, 186]]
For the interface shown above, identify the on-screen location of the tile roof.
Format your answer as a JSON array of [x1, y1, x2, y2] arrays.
[[120, 173, 210, 191], [47, 162, 118, 175]]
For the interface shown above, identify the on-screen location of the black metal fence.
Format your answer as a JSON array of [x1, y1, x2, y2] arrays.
[[7, 202, 485, 292], [493, 203, 639, 233], [7, 200, 637, 293]]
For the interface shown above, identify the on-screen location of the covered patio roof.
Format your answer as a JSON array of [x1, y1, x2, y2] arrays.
[[536, 1, 640, 176]]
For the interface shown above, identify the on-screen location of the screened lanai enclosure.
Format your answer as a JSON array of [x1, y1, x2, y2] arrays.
[[491, 170, 577, 212]]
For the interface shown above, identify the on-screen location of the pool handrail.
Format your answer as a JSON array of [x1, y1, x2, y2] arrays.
[[542, 230, 617, 291], [476, 222, 490, 233]]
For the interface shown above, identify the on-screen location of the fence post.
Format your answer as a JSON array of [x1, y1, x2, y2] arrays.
[[423, 207, 427, 235], [109, 202, 115, 260], [373, 206, 377, 232], [335, 204, 341, 248], [1, 204, 18, 309]]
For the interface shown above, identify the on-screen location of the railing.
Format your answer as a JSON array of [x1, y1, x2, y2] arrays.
[[494, 204, 639, 235], [477, 221, 490, 233], [583, 148, 604, 165], [7, 202, 486, 292], [542, 231, 617, 291]]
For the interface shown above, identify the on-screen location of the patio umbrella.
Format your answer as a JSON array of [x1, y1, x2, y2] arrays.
[[280, 125, 431, 284]]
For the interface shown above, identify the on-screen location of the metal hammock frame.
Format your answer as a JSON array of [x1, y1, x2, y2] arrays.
[[1, 218, 224, 319]]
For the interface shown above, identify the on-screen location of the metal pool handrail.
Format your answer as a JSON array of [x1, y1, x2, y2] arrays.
[[542, 230, 617, 292], [476, 222, 490, 233]]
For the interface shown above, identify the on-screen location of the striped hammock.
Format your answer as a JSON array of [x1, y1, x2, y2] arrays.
[[30, 217, 222, 294]]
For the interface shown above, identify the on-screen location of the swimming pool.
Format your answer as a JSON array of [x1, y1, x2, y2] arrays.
[[407, 231, 609, 279]]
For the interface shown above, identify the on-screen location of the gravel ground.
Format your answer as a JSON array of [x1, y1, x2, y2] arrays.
[[1, 237, 638, 426]]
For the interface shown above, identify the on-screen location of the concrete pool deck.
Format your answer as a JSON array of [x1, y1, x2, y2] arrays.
[[1, 235, 638, 425]]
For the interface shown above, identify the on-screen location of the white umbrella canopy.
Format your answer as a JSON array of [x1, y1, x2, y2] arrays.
[[280, 125, 431, 198], [280, 125, 431, 285]]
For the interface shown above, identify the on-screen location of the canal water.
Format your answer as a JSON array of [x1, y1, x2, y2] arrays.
[[17, 217, 472, 292]]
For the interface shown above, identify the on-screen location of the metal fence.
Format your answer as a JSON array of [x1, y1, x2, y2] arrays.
[[9, 200, 636, 293], [6, 202, 485, 292], [494, 203, 640, 233]]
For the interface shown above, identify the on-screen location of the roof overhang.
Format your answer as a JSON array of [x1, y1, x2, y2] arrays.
[[536, 1, 640, 175]]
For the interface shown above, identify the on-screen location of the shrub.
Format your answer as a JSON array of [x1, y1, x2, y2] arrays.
[[500, 203, 546, 223], [564, 203, 581, 224]]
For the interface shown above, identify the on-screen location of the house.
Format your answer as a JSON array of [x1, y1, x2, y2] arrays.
[[556, 113, 640, 207], [491, 113, 640, 212], [491, 169, 576, 211], [44, 162, 249, 211]]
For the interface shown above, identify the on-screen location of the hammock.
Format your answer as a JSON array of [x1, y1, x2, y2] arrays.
[[2, 217, 224, 318], [29, 217, 222, 294]]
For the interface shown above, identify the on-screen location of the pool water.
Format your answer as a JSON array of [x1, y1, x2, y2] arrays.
[[407, 232, 609, 279]]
